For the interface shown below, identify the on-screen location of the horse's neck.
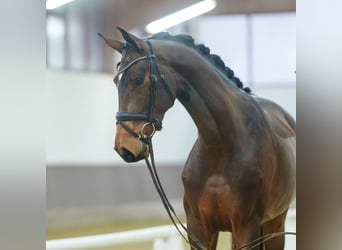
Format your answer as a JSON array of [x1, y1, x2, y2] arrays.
[[179, 69, 248, 147], [156, 41, 254, 147]]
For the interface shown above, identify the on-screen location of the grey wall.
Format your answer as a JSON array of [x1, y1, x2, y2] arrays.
[[47, 164, 184, 209], [47, 164, 186, 228]]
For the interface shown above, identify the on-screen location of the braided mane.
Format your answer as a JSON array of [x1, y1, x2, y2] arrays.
[[149, 32, 251, 94]]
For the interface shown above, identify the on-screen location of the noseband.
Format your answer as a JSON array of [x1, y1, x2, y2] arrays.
[[115, 40, 173, 143]]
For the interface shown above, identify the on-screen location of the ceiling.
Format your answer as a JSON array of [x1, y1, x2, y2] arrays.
[[46, 0, 295, 73], [48, 0, 295, 33]]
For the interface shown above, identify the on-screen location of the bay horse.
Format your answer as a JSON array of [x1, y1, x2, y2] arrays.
[[99, 27, 296, 250]]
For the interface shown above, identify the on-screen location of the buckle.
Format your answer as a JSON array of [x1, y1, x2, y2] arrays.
[[140, 122, 156, 138]]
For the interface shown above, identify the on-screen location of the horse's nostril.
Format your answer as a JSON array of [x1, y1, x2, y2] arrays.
[[121, 147, 137, 162]]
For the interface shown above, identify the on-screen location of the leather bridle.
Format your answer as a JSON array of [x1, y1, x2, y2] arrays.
[[115, 40, 173, 143]]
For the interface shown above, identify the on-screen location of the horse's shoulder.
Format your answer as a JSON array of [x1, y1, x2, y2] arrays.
[[254, 97, 296, 138]]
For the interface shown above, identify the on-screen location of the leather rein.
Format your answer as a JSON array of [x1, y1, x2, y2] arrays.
[[114, 39, 295, 250]]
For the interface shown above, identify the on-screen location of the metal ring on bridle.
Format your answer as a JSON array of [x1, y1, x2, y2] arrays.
[[141, 122, 156, 138]]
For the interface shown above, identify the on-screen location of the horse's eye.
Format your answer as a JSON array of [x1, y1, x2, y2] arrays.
[[132, 77, 144, 88]]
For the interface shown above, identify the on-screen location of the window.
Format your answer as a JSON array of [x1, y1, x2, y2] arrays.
[[46, 15, 65, 69]]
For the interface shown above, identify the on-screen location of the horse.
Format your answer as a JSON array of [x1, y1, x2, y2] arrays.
[[99, 27, 296, 250]]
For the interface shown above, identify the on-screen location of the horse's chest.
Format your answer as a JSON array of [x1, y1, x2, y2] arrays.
[[182, 145, 235, 228], [197, 175, 234, 228]]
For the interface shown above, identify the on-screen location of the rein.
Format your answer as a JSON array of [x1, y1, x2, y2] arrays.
[[145, 137, 206, 250], [115, 39, 296, 250]]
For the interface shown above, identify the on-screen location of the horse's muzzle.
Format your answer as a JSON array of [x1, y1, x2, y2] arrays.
[[114, 140, 148, 163]]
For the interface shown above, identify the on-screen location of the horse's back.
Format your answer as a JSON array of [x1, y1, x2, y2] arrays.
[[255, 97, 295, 138]]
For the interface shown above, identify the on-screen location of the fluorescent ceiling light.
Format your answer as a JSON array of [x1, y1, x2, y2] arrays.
[[46, 0, 74, 10], [145, 0, 216, 34]]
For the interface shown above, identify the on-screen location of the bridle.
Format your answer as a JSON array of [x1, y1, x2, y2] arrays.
[[115, 40, 173, 143], [114, 39, 296, 250]]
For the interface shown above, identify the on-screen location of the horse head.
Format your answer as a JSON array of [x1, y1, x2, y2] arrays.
[[99, 28, 177, 162]]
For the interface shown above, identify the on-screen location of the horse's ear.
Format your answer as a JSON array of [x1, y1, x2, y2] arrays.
[[97, 33, 124, 54], [117, 27, 142, 51]]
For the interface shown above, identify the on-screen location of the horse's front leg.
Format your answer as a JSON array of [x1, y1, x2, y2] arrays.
[[186, 215, 219, 250], [231, 217, 262, 250], [261, 210, 288, 250], [184, 198, 218, 250]]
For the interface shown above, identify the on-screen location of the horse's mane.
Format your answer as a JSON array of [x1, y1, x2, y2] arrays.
[[149, 32, 251, 94]]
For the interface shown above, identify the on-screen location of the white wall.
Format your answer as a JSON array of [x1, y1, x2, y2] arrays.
[[47, 71, 117, 166], [46, 71, 197, 166], [47, 71, 295, 166]]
